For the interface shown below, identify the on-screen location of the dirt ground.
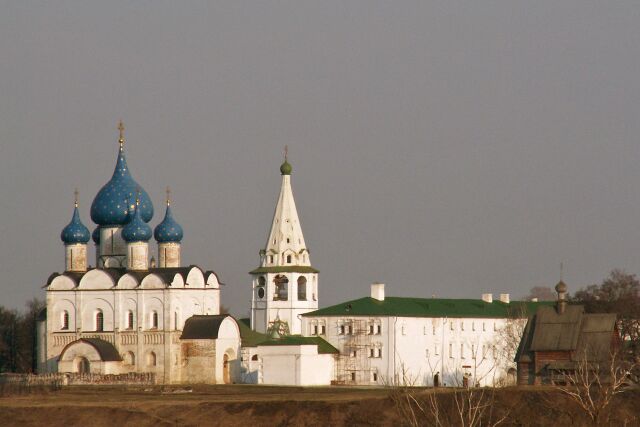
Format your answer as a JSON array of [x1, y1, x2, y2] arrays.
[[1, 385, 639, 426]]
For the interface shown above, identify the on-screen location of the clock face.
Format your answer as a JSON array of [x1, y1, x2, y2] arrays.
[[258, 287, 265, 299]]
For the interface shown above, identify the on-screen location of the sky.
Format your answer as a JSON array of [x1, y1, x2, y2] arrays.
[[1, 1, 640, 315]]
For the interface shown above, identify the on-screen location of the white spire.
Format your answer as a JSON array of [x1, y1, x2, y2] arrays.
[[262, 157, 311, 267]]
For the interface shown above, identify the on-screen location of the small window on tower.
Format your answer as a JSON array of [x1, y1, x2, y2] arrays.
[[287, 238, 290, 243], [287, 255, 292, 263], [61, 311, 69, 330]]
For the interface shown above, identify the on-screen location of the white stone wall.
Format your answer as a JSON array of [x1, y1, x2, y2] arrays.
[[256, 345, 334, 386], [251, 272, 318, 334], [302, 315, 523, 387], [44, 266, 222, 384]]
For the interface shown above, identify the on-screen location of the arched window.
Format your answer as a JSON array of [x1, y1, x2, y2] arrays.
[[147, 351, 156, 367], [258, 276, 266, 287], [127, 311, 134, 330], [297, 276, 307, 301], [61, 311, 69, 330], [251, 354, 258, 361], [274, 275, 289, 301], [95, 310, 104, 332], [152, 311, 159, 329], [286, 254, 292, 264], [124, 351, 135, 365]]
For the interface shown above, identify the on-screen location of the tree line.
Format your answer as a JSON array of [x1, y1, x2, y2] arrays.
[[0, 298, 44, 373]]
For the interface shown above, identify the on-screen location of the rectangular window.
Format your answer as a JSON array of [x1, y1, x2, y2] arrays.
[[461, 322, 464, 331], [482, 322, 486, 332], [369, 348, 375, 358], [320, 325, 326, 335], [372, 372, 378, 382], [350, 350, 357, 358], [472, 322, 475, 332], [376, 324, 382, 335], [351, 372, 356, 381], [339, 325, 345, 335], [347, 325, 353, 335], [450, 321, 455, 331], [460, 343, 465, 359], [369, 324, 375, 335], [313, 325, 318, 335], [449, 343, 453, 358]]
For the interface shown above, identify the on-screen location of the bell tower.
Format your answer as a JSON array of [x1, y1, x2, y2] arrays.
[[250, 150, 318, 334]]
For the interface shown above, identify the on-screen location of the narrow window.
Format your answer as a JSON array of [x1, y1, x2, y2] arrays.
[[450, 321, 455, 331], [127, 310, 134, 330], [482, 345, 487, 359], [268, 255, 273, 264], [297, 277, 307, 300], [472, 322, 476, 332], [351, 372, 356, 381], [61, 311, 69, 330], [339, 325, 345, 335], [313, 325, 318, 335], [461, 322, 464, 331], [460, 343, 465, 359], [320, 325, 326, 335], [286, 254, 292, 263], [369, 324, 374, 335], [376, 324, 382, 335], [372, 372, 378, 382], [286, 238, 290, 243], [147, 352, 157, 367], [152, 311, 159, 329], [95, 310, 104, 332], [471, 344, 476, 359], [449, 343, 453, 358], [369, 348, 375, 358], [482, 322, 486, 332], [432, 325, 436, 335]]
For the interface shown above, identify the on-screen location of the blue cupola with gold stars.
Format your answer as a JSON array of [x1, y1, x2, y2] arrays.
[[154, 188, 184, 243], [155, 187, 183, 268], [61, 190, 90, 272], [122, 200, 153, 243], [90, 122, 154, 226], [61, 195, 91, 244]]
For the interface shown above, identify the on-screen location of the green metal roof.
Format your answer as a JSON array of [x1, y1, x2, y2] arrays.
[[301, 297, 554, 318], [256, 335, 339, 354], [249, 265, 319, 275], [237, 318, 269, 347]]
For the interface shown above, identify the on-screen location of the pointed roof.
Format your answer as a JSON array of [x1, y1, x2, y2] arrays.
[[154, 189, 183, 243], [260, 156, 313, 269]]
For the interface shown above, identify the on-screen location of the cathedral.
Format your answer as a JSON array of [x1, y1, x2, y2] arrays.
[[37, 123, 241, 384]]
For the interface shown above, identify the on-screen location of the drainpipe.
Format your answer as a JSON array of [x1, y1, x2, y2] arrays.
[[393, 316, 398, 384]]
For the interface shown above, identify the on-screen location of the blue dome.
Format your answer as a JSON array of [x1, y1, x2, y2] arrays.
[[90, 145, 154, 226], [154, 204, 184, 243], [61, 205, 90, 244], [92, 227, 101, 244], [122, 203, 152, 242]]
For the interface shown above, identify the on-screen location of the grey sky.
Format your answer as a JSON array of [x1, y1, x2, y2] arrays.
[[1, 2, 640, 314]]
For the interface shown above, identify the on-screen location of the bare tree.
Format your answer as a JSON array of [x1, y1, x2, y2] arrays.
[[524, 286, 556, 301], [555, 348, 638, 426]]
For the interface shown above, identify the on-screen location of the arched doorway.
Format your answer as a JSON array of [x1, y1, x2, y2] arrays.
[[223, 354, 230, 384], [76, 357, 90, 374]]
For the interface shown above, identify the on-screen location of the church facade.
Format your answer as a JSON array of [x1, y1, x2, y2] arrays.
[[38, 124, 241, 384]]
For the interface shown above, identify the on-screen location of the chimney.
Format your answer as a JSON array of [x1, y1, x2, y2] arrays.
[[371, 283, 385, 301], [499, 293, 510, 304], [481, 293, 493, 303]]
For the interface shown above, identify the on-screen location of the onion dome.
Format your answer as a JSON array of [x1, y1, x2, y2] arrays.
[[280, 145, 292, 175], [122, 200, 152, 242], [555, 280, 567, 294], [61, 192, 90, 244], [154, 188, 184, 243], [90, 122, 154, 226], [92, 227, 101, 244]]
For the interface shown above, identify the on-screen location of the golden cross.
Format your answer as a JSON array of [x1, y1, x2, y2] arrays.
[[118, 120, 125, 145], [284, 145, 288, 160], [166, 186, 171, 206], [74, 188, 79, 208]]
